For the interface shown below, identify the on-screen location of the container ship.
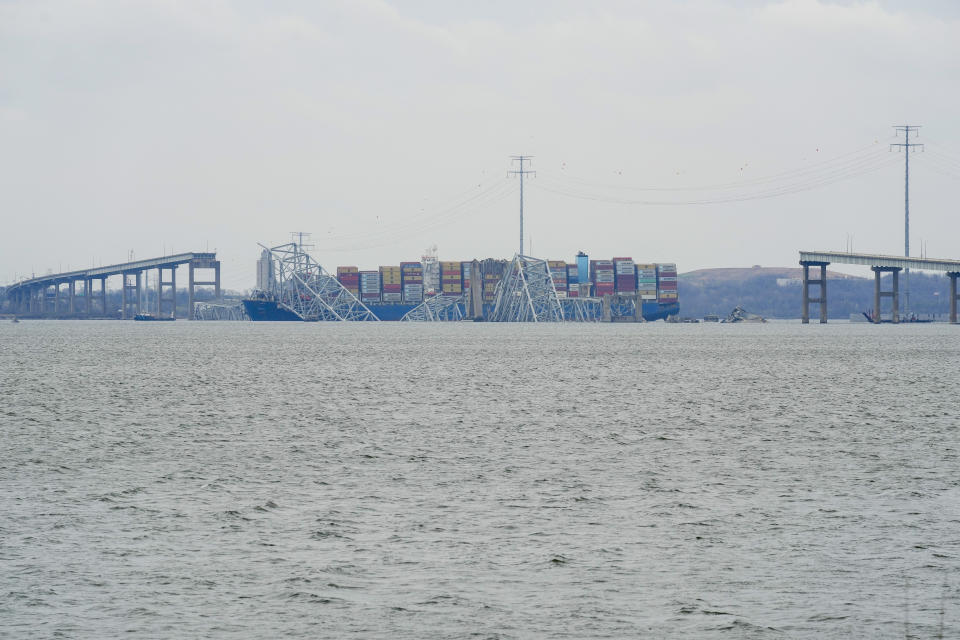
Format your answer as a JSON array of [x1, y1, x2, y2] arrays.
[[243, 250, 679, 321]]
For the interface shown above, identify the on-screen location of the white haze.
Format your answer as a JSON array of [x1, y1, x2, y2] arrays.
[[2, 0, 959, 289]]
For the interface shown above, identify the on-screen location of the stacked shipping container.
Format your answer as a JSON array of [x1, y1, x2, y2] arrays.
[[636, 264, 657, 300], [548, 260, 568, 298], [333, 256, 676, 308], [359, 270, 381, 303], [483, 272, 500, 303], [380, 266, 402, 303], [566, 263, 579, 298], [613, 257, 636, 294], [461, 262, 472, 295], [336, 266, 359, 296], [591, 260, 615, 297], [440, 261, 462, 296], [401, 262, 423, 303], [657, 263, 678, 302]]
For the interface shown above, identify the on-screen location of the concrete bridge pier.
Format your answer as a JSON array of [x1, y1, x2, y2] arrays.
[[158, 266, 177, 318], [188, 258, 220, 320], [83, 279, 92, 315], [68, 281, 76, 314], [800, 260, 829, 323], [871, 266, 902, 323], [949, 272, 959, 324], [121, 271, 142, 319]]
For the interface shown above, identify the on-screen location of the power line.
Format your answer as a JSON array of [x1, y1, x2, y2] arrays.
[[554, 143, 888, 193], [508, 156, 535, 256], [315, 178, 514, 246], [318, 180, 518, 253], [532, 155, 898, 206], [891, 125, 924, 317]]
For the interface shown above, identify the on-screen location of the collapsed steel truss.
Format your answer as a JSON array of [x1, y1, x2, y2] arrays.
[[258, 242, 378, 321], [194, 302, 247, 321], [489, 254, 565, 322], [561, 297, 603, 322], [400, 294, 465, 322]]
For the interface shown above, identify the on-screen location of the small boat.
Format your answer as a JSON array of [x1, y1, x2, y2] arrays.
[[11, 316, 19, 323], [133, 313, 175, 322]]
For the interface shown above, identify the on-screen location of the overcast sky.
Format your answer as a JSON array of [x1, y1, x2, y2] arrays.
[[3, 0, 959, 289]]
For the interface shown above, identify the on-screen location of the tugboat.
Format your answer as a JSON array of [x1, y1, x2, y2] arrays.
[[133, 313, 175, 322]]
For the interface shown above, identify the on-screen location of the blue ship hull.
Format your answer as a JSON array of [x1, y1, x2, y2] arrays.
[[241, 299, 303, 321], [243, 298, 678, 322], [241, 299, 417, 321], [642, 301, 679, 321]]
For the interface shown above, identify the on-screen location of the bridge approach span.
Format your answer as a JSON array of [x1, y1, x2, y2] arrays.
[[5, 252, 220, 319], [798, 250, 960, 324]]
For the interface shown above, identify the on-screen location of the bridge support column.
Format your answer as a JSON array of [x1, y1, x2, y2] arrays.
[[871, 266, 902, 324], [54, 282, 61, 317], [158, 266, 177, 318], [188, 262, 194, 320], [68, 281, 76, 315], [949, 272, 959, 324], [188, 258, 220, 320], [101, 277, 108, 317], [135, 270, 142, 316], [891, 269, 899, 324], [800, 261, 829, 323], [84, 279, 92, 315], [873, 268, 880, 323]]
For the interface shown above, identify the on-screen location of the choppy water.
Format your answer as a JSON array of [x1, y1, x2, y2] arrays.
[[2, 320, 959, 638]]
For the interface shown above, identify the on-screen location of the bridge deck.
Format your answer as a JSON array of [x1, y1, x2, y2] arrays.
[[800, 250, 960, 272], [6, 252, 217, 293]]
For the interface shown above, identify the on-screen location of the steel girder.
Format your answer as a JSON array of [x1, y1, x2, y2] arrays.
[[488, 254, 564, 322], [194, 302, 247, 321], [401, 294, 465, 321], [258, 242, 378, 321], [561, 297, 603, 322]]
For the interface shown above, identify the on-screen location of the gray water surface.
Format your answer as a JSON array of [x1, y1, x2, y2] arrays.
[[2, 321, 958, 638]]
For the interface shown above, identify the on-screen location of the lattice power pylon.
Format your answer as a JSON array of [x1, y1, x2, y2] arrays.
[[258, 242, 379, 321], [488, 254, 564, 322], [401, 294, 465, 321]]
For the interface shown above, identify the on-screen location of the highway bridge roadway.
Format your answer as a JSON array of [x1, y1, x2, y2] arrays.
[[4, 252, 219, 319], [799, 251, 960, 324]]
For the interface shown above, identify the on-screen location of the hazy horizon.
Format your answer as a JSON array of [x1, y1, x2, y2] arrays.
[[3, 0, 960, 289]]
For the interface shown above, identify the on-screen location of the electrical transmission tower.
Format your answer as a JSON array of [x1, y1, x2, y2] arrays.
[[508, 156, 535, 256], [891, 125, 923, 317]]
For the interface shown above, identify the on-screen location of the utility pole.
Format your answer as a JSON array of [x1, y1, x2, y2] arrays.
[[891, 125, 923, 317], [509, 156, 535, 256]]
